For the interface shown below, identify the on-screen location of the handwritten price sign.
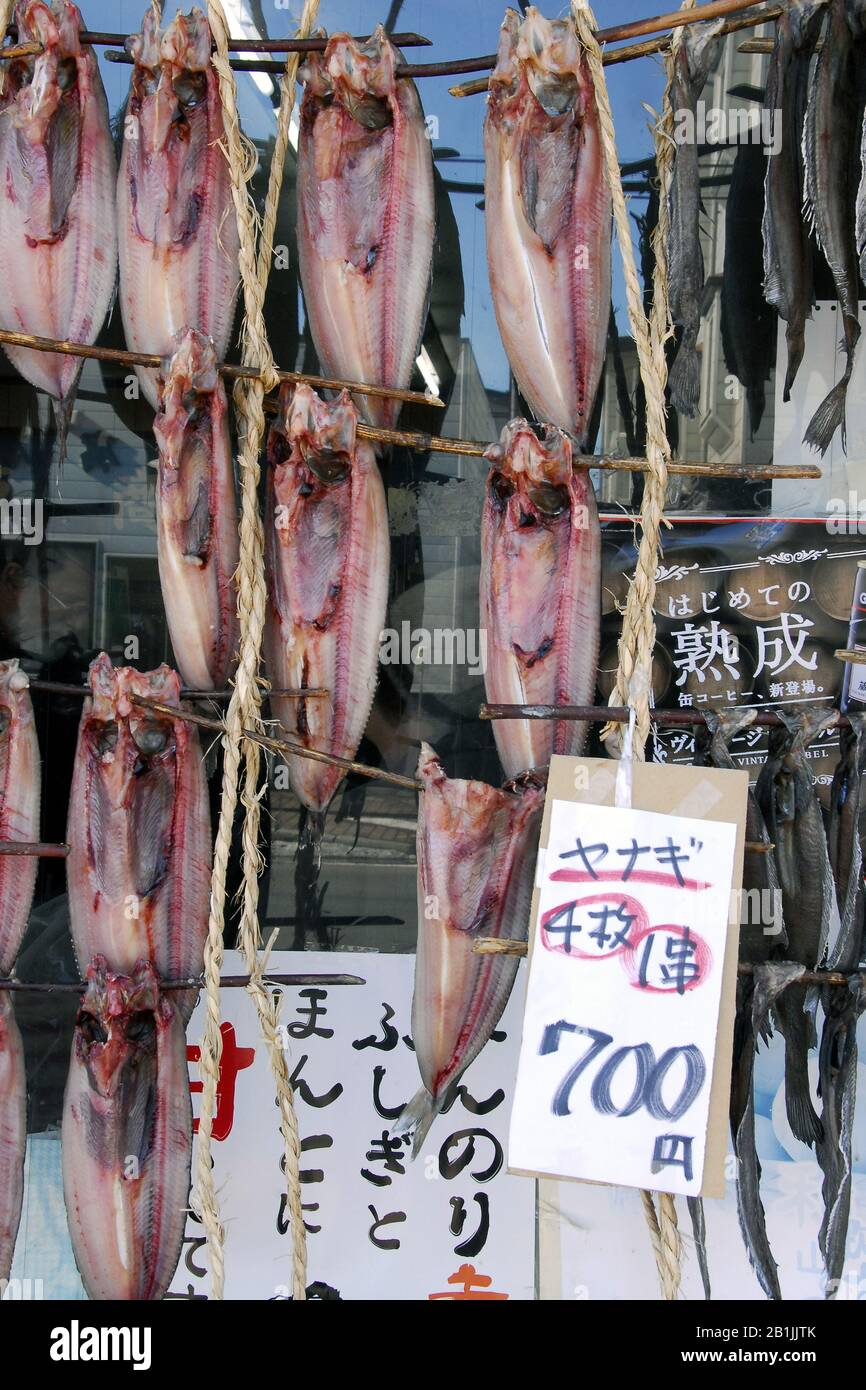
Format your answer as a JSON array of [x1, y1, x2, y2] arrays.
[[509, 800, 738, 1197]]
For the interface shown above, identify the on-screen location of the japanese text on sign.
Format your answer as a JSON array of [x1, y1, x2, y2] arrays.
[[509, 802, 738, 1197]]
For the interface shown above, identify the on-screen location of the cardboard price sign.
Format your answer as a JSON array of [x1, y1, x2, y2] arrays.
[[508, 758, 747, 1198]]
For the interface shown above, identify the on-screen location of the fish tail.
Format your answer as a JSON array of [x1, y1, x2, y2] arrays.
[[686, 1196, 711, 1300], [747, 385, 766, 439], [803, 379, 848, 456], [669, 328, 700, 418], [392, 1084, 444, 1159], [783, 328, 806, 403], [776, 988, 823, 1146]]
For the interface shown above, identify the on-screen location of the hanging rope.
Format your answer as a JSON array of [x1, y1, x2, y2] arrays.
[[570, 0, 683, 1300], [193, 0, 320, 1302]]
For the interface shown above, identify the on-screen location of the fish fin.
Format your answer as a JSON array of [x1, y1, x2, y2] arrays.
[[803, 380, 848, 455], [686, 1196, 711, 1300], [669, 330, 700, 417], [783, 328, 806, 402], [392, 1084, 444, 1159], [52, 392, 76, 478]]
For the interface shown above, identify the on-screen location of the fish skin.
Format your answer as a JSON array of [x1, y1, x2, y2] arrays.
[[858, 108, 866, 283], [395, 744, 543, 1157], [756, 710, 839, 1146], [296, 26, 434, 431], [817, 976, 866, 1297], [480, 418, 600, 778], [762, 0, 827, 402], [263, 385, 389, 816], [62, 958, 191, 1300], [154, 328, 239, 692], [66, 654, 211, 1022], [483, 7, 611, 448], [0, 996, 25, 1286], [118, 7, 240, 411], [801, 0, 862, 454], [707, 709, 783, 1300], [826, 713, 866, 972], [667, 19, 725, 418], [722, 143, 775, 437], [686, 1196, 711, 1300], [0, 661, 40, 976], [0, 0, 117, 448]]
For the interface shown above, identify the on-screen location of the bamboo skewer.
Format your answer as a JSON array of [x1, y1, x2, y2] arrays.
[[836, 650, 866, 665], [130, 697, 425, 794], [480, 701, 843, 728], [471, 939, 863, 988], [0, 842, 68, 858], [0, 328, 443, 410], [28, 680, 328, 701], [0, 323, 817, 481], [0, 972, 365, 992], [449, 0, 779, 96]]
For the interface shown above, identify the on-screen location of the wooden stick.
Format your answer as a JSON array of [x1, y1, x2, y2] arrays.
[[471, 939, 863, 987], [0, 841, 68, 858], [130, 696, 424, 794], [0, 41, 41, 59], [4, 28, 432, 52], [836, 649, 866, 665], [448, 0, 778, 94], [480, 702, 843, 728], [28, 679, 328, 701], [0, 973, 366, 992], [0, 327, 443, 409]]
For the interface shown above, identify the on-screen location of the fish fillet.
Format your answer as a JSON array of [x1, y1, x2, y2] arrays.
[[0, 0, 117, 447], [66, 654, 210, 1020], [263, 385, 389, 817], [481, 419, 600, 779], [0, 661, 40, 976], [297, 25, 434, 430], [395, 744, 543, 1156], [483, 6, 611, 447], [62, 958, 191, 1300], [0, 997, 25, 1286], [118, 6, 240, 410], [154, 328, 239, 692]]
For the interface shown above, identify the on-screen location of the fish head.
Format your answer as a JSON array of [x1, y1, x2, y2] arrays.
[[130, 8, 210, 152], [9, 0, 77, 144], [489, 7, 587, 128], [484, 418, 580, 538], [301, 26, 397, 130], [83, 654, 181, 803], [268, 385, 358, 534], [0, 658, 34, 740], [74, 958, 167, 1097], [789, 0, 831, 47], [155, 328, 219, 470], [681, 18, 726, 87]]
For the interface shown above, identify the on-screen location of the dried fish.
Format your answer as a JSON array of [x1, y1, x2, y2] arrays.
[[481, 418, 600, 778], [0, 661, 40, 976], [297, 26, 434, 430], [0, 997, 25, 1287], [484, 7, 611, 447]]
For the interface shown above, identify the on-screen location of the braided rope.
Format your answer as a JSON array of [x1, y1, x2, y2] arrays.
[[570, 0, 683, 1302], [192, 0, 319, 1302]]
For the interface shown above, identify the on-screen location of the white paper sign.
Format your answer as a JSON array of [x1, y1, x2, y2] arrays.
[[169, 951, 535, 1301], [509, 801, 737, 1196]]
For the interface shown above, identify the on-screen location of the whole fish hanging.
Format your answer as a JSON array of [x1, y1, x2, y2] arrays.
[[801, 0, 862, 453], [0, 661, 40, 976], [761, 0, 828, 403], [153, 328, 239, 692], [667, 19, 725, 418], [118, 6, 240, 411], [395, 744, 543, 1156], [0, 0, 117, 454], [0, 996, 25, 1287], [66, 654, 211, 1021], [296, 25, 435, 431], [484, 6, 611, 448], [480, 418, 600, 779], [62, 959, 192, 1300], [263, 385, 390, 827]]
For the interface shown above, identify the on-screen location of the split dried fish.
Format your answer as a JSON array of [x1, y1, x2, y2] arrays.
[[154, 328, 239, 692], [118, 6, 240, 410], [395, 744, 543, 1157], [484, 7, 611, 447], [0, 997, 25, 1286], [0, 661, 40, 976], [0, 0, 117, 453], [62, 958, 191, 1300], [481, 418, 600, 778], [297, 26, 434, 430]]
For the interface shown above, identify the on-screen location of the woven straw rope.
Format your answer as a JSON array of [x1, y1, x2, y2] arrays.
[[192, 0, 320, 1302], [570, 0, 683, 1301]]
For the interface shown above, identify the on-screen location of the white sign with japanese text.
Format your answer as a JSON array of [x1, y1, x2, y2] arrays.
[[509, 802, 737, 1197], [170, 951, 535, 1301]]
